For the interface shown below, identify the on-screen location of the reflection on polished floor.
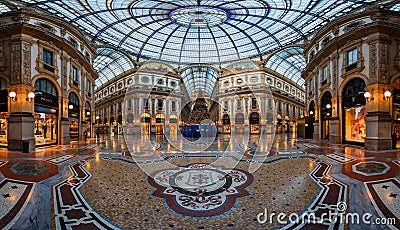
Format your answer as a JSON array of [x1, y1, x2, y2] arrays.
[[0, 133, 399, 229]]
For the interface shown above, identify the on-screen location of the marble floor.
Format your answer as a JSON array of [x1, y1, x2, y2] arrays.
[[0, 133, 399, 229]]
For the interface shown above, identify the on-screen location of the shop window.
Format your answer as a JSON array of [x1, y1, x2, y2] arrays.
[[342, 78, 366, 144], [43, 48, 54, 72]]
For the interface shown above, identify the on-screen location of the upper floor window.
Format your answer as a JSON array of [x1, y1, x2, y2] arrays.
[[143, 98, 149, 109], [157, 99, 163, 110], [268, 98, 273, 109], [127, 100, 132, 110], [237, 99, 242, 109], [72, 66, 78, 82], [224, 101, 228, 110], [285, 85, 289, 92], [347, 48, 358, 65], [157, 79, 164, 85], [237, 79, 243, 84], [322, 65, 328, 81], [87, 80, 91, 93], [224, 81, 229, 87], [266, 78, 272, 84], [277, 82, 282, 88], [251, 98, 257, 109], [142, 77, 149, 83], [170, 81, 177, 87], [43, 49, 54, 72], [308, 79, 313, 93], [251, 77, 258, 83], [172, 101, 176, 111]]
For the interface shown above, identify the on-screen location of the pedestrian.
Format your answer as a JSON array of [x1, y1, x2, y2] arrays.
[[84, 130, 87, 142]]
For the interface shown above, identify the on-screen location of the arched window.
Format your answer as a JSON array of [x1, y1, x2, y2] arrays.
[[0, 78, 7, 90], [35, 79, 57, 97]]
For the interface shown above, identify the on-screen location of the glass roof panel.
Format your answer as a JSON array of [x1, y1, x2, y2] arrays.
[[181, 66, 218, 98], [93, 48, 135, 87], [266, 46, 306, 87], [12, 0, 396, 88]]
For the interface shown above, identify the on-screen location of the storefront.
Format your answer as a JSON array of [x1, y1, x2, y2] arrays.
[[320, 92, 332, 140], [249, 112, 260, 134], [68, 92, 80, 141], [222, 114, 230, 133], [0, 78, 7, 147], [141, 113, 151, 136], [169, 115, 178, 139], [342, 78, 366, 145], [306, 101, 315, 139], [392, 85, 400, 148], [34, 79, 59, 146], [126, 113, 134, 134], [276, 114, 282, 133], [235, 113, 244, 133], [156, 114, 164, 135], [85, 101, 91, 138]]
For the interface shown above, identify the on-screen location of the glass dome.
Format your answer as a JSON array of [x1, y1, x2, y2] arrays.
[[16, 0, 384, 66]]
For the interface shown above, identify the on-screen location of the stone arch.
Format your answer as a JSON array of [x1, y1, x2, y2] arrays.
[[32, 74, 62, 98]]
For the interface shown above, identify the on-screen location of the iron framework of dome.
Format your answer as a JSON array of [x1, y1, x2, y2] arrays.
[[15, 0, 386, 66]]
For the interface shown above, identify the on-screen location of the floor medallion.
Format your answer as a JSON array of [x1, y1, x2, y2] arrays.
[[148, 163, 254, 218]]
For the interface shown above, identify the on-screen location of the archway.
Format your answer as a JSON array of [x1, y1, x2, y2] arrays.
[[249, 112, 260, 134], [141, 113, 151, 136], [306, 101, 315, 139], [235, 113, 244, 133], [34, 78, 59, 146], [320, 91, 332, 140], [342, 77, 366, 144], [0, 78, 8, 146], [68, 92, 80, 141], [156, 113, 165, 135], [169, 115, 178, 139], [391, 78, 400, 148], [222, 114, 230, 133]]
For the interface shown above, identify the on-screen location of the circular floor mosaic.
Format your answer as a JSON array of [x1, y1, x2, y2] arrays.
[[10, 162, 48, 176], [352, 161, 390, 176], [148, 163, 254, 218]]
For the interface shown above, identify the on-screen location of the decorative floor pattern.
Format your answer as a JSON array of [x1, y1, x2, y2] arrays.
[[277, 150, 304, 155], [0, 179, 34, 229], [0, 160, 59, 182], [148, 163, 254, 218], [46, 154, 74, 164], [365, 179, 400, 229], [325, 153, 355, 164], [342, 160, 399, 182], [53, 157, 118, 230]]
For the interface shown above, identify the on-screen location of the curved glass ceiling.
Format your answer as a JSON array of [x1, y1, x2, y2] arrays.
[[93, 48, 134, 87], [266, 46, 306, 86], [181, 66, 218, 98], [16, 0, 382, 65]]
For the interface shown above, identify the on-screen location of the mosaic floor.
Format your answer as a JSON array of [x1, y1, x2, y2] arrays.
[[0, 134, 398, 229]]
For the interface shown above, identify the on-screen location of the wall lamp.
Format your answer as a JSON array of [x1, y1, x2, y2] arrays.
[[86, 111, 91, 116], [326, 104, 331, 109], [364, 92, 374, 102], [27, 92, 35, 103], [309, 111, 314, 115], [9, 91, 17, 102], [96, 115, 100, 120], [384, 91, 392, 101], [68, 104, 74, 110]]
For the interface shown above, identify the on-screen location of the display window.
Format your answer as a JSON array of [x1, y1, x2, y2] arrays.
[[69, 121, 79, 141], [0, 112, 8, 147], [34, 112, 57, 146], [345, 107, 366, 143]]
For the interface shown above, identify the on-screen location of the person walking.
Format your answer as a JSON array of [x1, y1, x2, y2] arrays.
[[83, 130, 87, 142]]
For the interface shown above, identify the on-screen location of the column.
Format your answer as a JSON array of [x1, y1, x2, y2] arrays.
[[330, 96, 341, 144]]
